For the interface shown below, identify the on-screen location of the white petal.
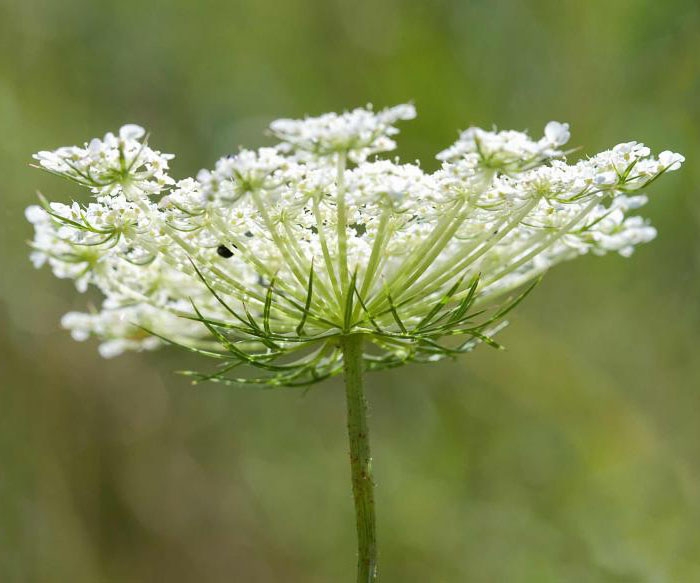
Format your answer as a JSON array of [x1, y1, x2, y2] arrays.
[[544, 121, 570, 146], [119, 124, 146, 140]]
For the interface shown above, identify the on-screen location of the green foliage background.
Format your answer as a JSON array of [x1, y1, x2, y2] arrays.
[[1, 0, 698, 581]]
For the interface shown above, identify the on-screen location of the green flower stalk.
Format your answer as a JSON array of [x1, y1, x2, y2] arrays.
[[26, 105, 683, 581]]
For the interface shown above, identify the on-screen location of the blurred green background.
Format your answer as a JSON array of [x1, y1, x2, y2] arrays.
[[1, 0, 699, 581]]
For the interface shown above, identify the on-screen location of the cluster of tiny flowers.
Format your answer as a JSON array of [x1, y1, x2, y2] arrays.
[[33, 125, 175, 199], [26, 105, 683, 385]]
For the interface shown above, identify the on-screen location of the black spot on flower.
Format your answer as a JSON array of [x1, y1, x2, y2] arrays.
[[216, 245, 234, 258]]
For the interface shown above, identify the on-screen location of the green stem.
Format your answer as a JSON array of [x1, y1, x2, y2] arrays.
[[336, 153, 349, 293], [341, 334, 378, 583], [313, 195, 343, 308]]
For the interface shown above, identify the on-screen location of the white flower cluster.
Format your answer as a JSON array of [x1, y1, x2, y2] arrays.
[[26, 105, 683, 385], [33, 125, 175, 199], [270, 103, 417, 162]]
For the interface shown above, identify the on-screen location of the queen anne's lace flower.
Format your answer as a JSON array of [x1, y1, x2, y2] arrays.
[[26, 104, 683, 386]]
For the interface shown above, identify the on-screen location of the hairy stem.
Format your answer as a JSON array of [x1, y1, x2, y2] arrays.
[[341, 334, 378, 583]]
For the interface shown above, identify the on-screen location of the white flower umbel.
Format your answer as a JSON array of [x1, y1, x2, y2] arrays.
[[27, 106, 683, 583]]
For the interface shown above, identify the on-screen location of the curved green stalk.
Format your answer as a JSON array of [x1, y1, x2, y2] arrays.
[[336, 153, 350, 293]]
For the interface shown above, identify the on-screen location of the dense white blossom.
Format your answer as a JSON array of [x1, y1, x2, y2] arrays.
[[270, 103, 417, 163], [33, 124, 175, 199], [26, 104, 683, 385]]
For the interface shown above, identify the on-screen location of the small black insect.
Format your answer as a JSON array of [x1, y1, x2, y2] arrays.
[[216, 244, 234, 258]]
